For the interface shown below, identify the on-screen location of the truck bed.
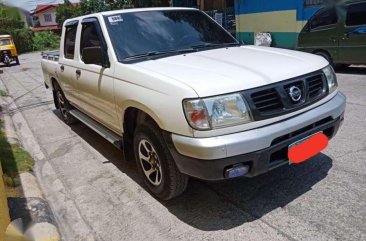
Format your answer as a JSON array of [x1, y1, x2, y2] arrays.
[[41, 51, 60, 61]]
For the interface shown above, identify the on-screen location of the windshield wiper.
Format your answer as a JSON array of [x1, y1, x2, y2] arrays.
[[191, 42, 241, 50], [124, 48, 198, 60]]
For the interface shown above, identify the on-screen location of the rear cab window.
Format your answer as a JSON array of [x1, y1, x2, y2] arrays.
[[346, 2, 366, 26], [64, 21, 78, 59]]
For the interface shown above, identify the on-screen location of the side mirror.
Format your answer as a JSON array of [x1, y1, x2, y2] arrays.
[[82, 46, 109, 67]]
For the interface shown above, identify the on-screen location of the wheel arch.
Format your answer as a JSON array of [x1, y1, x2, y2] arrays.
[[122, 105, 163, 161], [51, 77, 61, 109], [312, 49, 333, 62]]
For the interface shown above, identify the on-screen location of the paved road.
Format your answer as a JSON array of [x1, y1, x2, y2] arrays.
[[1, 52, 365, 241]]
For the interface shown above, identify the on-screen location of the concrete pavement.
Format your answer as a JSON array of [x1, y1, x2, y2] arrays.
[[0, 52, 365, 241]]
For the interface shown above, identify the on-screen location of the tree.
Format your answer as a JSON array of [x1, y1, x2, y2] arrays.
[[0, 4, 35, 53], [79, 0, 171, 14], [80, 0, 110, 14], [0, 4, 24, 32], [56, 0, 81, 27]]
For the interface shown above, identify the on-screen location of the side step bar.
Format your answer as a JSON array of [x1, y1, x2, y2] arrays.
[[69, 109, 123, 149]]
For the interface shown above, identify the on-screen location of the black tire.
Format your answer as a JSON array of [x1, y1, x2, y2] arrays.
[[15, 57, 20, 65], [54, 84, 76, 125], [133, 122, 188, 200]]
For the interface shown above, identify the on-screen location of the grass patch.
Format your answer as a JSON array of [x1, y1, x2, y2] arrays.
[[0, 119, 34, 187], [0, 90, 7, 96]]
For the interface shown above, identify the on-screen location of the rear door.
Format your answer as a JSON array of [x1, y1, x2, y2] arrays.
[[74, 17, 120, 133], [59, 20, 79, 104], [338, 2, 366, 64]]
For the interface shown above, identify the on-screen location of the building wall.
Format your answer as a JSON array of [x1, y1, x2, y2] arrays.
[[173, 0, 231, 10], [36, 8, 57, 27], [235, 0, 321, 49], [197, 0, 227, 10]]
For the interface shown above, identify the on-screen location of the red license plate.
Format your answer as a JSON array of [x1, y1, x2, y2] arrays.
[[288, 132, 329, 164]]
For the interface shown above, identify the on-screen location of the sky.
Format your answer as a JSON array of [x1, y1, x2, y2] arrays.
[[2, 0, 79, 11]]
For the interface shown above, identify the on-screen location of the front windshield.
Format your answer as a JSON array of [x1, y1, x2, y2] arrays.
[[0, 39, 11, 46], [104, 10, 238, 62]]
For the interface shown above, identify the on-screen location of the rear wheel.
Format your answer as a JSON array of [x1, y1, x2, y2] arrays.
[[54, 84, 76, 125], [15, 57, 19, 65], [134, 122, 188, 200], [5, 56, 10, 67]]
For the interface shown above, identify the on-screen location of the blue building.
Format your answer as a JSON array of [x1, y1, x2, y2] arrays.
[[173, 0, 326, 49], [235, 0, 325, 49]]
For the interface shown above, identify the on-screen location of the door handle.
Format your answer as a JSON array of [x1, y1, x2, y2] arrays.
[[329, 37, 337, 43], [60, 65, 64, 71], [342, 32, 350, 40], [76, 69, 81, 77]]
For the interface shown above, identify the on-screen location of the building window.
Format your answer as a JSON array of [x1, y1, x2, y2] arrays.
[[44, 14, 52, 22]]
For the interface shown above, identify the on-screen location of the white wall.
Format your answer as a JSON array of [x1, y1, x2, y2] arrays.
[[36, 8, 57, 26]]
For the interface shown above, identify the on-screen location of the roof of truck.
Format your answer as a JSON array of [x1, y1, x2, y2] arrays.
[[64, 7, 198, 24], [0, 35, 12, 38], [100, 7, 197, 16]]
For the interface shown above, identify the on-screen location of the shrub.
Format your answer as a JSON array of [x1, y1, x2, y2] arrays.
[[32, 31, 60, 51], [11, 28, 34, 54]]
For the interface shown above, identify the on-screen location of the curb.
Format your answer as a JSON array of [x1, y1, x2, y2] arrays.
[[0, 81, 60, 241]]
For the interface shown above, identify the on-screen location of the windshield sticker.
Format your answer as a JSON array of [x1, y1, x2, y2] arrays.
[[108, 15, 123, 24]]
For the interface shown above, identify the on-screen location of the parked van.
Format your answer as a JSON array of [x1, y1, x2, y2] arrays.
[[297, 0, 366, 67]]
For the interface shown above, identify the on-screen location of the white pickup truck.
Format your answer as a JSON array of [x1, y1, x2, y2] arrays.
[[41, 7, 346, 200]]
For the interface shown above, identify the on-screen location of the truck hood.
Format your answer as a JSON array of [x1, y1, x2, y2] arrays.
[[134, 45, 329, 97]]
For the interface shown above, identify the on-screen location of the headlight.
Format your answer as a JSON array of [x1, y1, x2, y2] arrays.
[[183, 93, 252, 130], [322, 65, 338, 93]]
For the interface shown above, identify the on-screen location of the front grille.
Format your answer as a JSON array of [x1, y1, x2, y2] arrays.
[[243, 71, 328, 121], [307, 75, 324, 98], [251, 88, 283, 112]]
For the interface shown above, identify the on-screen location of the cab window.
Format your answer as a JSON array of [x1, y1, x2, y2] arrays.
[[346, 3, 366, 26], [310, 8, 338, 30], [0, 39, 11, 46], [64, 24, 78, 59], [80, 22, 102, 64]]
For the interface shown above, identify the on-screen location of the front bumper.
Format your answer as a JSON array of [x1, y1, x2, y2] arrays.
[[166, 92, 346, 180]]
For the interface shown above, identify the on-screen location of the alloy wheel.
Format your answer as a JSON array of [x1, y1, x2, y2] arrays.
[[138, 139, 163, 186]]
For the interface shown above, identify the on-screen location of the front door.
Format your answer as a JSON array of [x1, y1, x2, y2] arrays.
[[338, 2, 366, 64], [75, 17, 120, 133], [298, 7, 340, 61]]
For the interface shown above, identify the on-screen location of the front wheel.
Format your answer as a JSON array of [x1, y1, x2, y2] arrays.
[[15, 57, 20, 65], [134, 122, 188, 200]]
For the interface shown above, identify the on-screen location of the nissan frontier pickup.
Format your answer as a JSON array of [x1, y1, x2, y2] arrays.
[[41, 8, 346, 200]]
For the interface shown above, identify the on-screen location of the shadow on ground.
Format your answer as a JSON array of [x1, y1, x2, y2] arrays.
[[336, 65, 366, 75], [55, 111, 333, 231], [0, 63, 18, 69]]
